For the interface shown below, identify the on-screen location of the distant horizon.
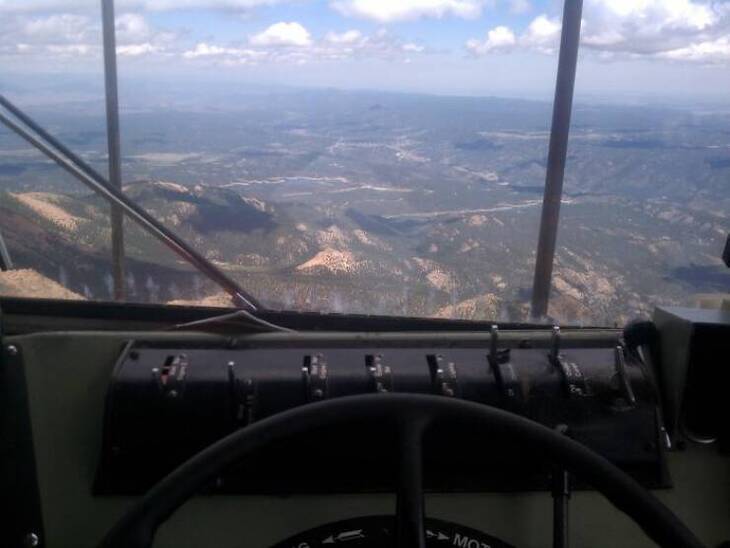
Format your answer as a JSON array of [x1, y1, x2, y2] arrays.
[[5, 70, 730, 113], [1, 1, 729, 106]]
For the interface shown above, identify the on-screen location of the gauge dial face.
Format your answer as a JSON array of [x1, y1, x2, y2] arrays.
[[270, 516, 514, 548]]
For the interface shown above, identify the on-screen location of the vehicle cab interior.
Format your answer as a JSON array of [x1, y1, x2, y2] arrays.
[[2, 294, 730, 548], [1, 0, 730, 547]]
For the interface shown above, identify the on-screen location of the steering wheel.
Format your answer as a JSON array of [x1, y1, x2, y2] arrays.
[[98, 393, 705, 548]]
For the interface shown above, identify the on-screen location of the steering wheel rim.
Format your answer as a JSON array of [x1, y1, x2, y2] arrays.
[[98, 393, 705, 548]]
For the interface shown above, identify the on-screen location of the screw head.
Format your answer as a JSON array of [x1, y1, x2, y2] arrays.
[[24, 532, 39, 547], [6, 345, 18, 356]]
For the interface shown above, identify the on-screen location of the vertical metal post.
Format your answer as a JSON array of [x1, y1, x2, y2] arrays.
[[0, 229, 12, 271], [530, 0, 583, 319], [552, 424, 571, 548], [101, 0, 125, 300]]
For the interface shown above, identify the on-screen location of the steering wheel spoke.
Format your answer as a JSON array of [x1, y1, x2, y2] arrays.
[[395, 416, 429, 548], [551, 467, 570, 548], [552, 424, 571, 548]]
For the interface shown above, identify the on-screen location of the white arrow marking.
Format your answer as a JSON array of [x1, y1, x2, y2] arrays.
[[337, 530, 365, 542], [322, 536, 335, 544], [426, 529, 449, 541]]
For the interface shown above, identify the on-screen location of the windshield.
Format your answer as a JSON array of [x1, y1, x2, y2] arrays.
[[0, 0, 729, 326]]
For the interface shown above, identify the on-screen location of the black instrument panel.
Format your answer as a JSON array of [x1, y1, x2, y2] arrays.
[[95, 334, 667, 495]]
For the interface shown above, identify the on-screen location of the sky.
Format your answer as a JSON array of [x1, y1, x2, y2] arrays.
[[0, 0, 729, 101]]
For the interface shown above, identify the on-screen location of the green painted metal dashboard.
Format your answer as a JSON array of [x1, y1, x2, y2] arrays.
[[2, 328, 729, 548]]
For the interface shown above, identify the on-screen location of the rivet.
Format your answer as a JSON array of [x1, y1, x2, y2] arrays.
[[6, 345, 18, 356], [24, 532, 39, 547]]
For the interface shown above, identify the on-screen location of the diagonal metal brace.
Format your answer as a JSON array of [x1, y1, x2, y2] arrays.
[[0, 103, 260, 311]]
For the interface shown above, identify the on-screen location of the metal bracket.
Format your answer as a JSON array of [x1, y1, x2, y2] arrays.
[[303, 353, 329, 402]]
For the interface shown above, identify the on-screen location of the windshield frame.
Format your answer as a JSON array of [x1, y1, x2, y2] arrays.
[[0, 294, 610, 336]]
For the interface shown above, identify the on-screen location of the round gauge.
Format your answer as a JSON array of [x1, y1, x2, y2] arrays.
[[270, 516, 513, 548]]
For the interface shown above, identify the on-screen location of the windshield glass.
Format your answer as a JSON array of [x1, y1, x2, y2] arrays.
[[1, 0, 729, 326]]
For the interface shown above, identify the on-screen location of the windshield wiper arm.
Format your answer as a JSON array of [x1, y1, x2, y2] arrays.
[[0, 94, 261, 311]]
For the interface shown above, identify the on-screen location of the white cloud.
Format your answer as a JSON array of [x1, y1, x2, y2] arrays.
[[0, 9, 179, 63], [46, 43, 92, 55], [331, 0, 486, 22], [402, 42, 425, 53], [0, 0, 284, 13], [466, 0, 730, 63], [521, 14, 560, 53], [249, 21, 312, 47], [117, 41, 159, 56], [660, 36, 730, 62], [581, 0, 719, 55], [182, 42, 267, 63], [0, 0, 84, 12], [325, 29, 364, 45], [183, 42, 230, 58], [115, 13, 179, 57], [129, 0, 282, 10], [115, 13, 151, 43], [182, 27, 427, 66], [466, 17, 557, 56], [0, 3, 425, 66], [23, 13, 92, 43], [183, 41, 296, 63], [466, 25, 516, 54], [0, 12, 100, 59], [587, 0, 715, 31]]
